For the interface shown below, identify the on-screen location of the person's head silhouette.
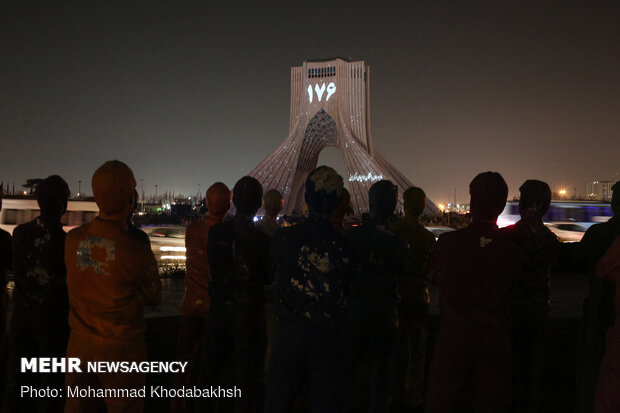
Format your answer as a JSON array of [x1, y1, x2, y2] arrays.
[[304, 166, 343, 217], [36, 175, 70, 223], [233, 177, 263, 218], [403, 186, 426, 219], [369, 180, 398, 220], [518, 180, 551, 227], [469, 171, 508, 223]]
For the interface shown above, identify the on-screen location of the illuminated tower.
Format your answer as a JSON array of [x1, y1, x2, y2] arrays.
[[249, 57, 438, 215]]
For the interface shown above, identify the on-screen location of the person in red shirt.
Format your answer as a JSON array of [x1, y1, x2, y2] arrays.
[[426, 172, 522, 413], [64, 160, 161, 413], [171, 182, 230, 413]]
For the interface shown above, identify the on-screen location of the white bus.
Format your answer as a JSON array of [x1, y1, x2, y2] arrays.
[[0, 197, 99, 235]]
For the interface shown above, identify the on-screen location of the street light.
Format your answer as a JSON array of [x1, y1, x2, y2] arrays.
[[559, 188, 567, 199]]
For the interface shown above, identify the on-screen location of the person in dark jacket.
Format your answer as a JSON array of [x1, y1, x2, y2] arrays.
[[501, 180, 560, 413], [390, 187, 436, 411], [197, 176, 270, 413], [3, 175, 70, 413], [593, 234, 620, 412], [346, 180, 407, 413], [265, 166, 355, 413], [574, 180, 620, 413], [425, 172, 522, 413]]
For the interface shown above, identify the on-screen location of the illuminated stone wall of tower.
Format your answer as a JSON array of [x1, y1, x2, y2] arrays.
[[249, 57, 438, 215]]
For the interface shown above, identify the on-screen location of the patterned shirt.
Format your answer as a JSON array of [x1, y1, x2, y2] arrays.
[[66, 217, 161, 340], [12, 217, 67, 306], [272, 215, 355, 328]]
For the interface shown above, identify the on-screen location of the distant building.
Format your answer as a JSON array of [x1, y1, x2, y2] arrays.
[[587, 180, 613, 201]]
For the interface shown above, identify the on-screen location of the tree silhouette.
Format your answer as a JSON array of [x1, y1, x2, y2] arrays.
[[22, 178, 44, 195]]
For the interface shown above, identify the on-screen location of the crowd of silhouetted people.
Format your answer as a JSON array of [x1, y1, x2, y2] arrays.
[[0, 161, 619, 413]]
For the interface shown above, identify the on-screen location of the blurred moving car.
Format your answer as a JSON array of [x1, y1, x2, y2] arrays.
[[425, 226, 455, 240], [544, 222, 587, 243], [142, 225, 186, 268]]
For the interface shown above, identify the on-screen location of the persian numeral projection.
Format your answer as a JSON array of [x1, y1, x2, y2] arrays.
[[307, 82, 336, 103]]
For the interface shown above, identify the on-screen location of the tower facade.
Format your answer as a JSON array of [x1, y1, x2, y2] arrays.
[[249, 57, 438, 215]]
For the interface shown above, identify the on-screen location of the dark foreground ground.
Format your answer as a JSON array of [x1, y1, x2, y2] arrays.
[[0, 271, 588, 412], [141, 271, 587, 413]]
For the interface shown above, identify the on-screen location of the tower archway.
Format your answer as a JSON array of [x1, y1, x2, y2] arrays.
[[248, 58, 439, 216]]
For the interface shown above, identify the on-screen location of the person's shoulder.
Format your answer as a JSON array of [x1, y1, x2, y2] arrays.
[[272, 223, 300, 243], [117, 229, 153, 255], [0, 228, 10, 243], [584, 221, 609, 237], [439, 226, 462, 241], [66, 221, 91, 239], [187, 218, 211, 233], [12, 219, 37, 236], [499, 222, 519, 236], [494, 228, 523, 257], [128, 225, 150, 245], [412, 222, 435, 240], [208, 220, 229, 234], [250, 224, 271, 241], [540, 224, 559, 241], [390, 218, 407, 232]]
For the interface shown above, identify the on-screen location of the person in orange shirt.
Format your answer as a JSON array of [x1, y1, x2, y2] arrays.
[[64, 160, 161, 413], [171, 182, 230, 413]]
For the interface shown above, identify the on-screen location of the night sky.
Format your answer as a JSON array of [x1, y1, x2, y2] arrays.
[[2, 1, 619, 205]]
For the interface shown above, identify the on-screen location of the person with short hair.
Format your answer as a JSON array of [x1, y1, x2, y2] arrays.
[[501, 180, 560, 413], [346, 180, 407, 413], [256, 188, 283, 237], [3, 175, 71, 413], [64, 161, 161, 413], [575, 181, 620, 413], [390, 186, 436, 411], [171, 182, 230, 413], [197, 176, 270, 413], [425, 172, 523, 413], [266, 166, 355, 413]]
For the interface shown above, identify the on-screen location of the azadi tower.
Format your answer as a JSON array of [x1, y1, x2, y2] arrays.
[[249, 57, 438, 215]]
